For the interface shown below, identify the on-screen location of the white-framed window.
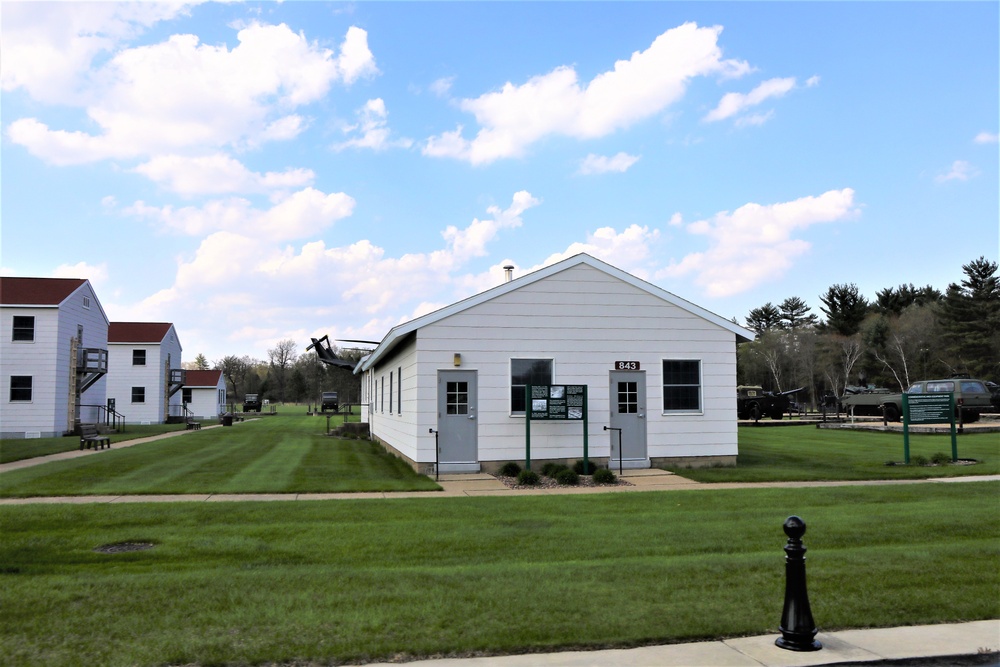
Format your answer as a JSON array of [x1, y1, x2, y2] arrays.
[[397, 366, 402, 415], [510, 358, 553, 415], [131, 386, 145, 403], [82, 295, 91, 309], [380, 376, 385, 413], [11, 316, 34, 342], [133, 349, 146, 366], [10, 376, 32, 401], [662, 360, 701, 412], [389, 371, 393, 413]]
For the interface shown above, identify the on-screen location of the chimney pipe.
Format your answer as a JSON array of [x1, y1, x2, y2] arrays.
[[503, 265, 514, 283]]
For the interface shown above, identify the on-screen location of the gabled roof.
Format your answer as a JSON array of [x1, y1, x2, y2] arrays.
[[109, 322, 175, 344], [358, 253, 755, 372], [0, 277, 87, 305], [184, 369, 223, 387]]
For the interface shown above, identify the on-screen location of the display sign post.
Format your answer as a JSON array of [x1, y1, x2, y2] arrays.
[[901, 393, 957, 464], [525, 384, 588, 472]]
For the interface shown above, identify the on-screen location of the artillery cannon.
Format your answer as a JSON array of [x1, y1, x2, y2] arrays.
[[737, 385, 803, 421]]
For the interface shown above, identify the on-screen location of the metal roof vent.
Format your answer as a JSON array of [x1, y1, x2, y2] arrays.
[[503, 265, 514, 283]]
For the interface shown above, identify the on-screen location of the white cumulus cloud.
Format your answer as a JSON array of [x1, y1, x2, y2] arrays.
[[134, 154, 315, 196], [659, 189, 860, 297], [423, 22, 751, 165], [6, 22, 377, 165], [935, 160, 978, 183], [578, 152, 641, 175], [333, 98, 413, 151], [704, 76, 796, 123], [124, 187, 355, 240]]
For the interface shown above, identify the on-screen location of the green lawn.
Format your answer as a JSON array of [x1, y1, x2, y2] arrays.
[[667, 425, 1000, 482], [0, 423, 193, 464], [1, 483, 997, 667], [0, 415, 438, 496]]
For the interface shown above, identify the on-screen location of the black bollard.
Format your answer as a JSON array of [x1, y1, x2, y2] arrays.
[[775, 515, 822, 652]]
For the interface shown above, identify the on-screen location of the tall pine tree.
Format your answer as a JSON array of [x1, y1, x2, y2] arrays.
[[937, 257, 1000, 377]]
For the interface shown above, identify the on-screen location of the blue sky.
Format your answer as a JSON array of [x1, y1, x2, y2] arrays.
[[2, 2, 997, 363]]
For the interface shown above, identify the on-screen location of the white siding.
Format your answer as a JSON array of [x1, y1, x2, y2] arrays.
[[367, 263, 739, 467], [186, 378, 226, 419], [0, 282, 109, 437], [106, 325, 184, 424]]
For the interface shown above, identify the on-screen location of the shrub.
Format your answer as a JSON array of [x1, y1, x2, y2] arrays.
[[555, 468, 579, 486], [498, 461, 522, 477], [516, 469, 540, 486], [572, 459, 594, 475], [930, 452, 952, 466], [541, 463, 569, 478], [910, 454, 928, 466], [592, 468, 617, 485]]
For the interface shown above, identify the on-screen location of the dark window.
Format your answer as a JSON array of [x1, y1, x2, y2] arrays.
[[511, 359, 553, 414], [397, 366, 402, 415], [12, 316, 34, 342], [10, 376, 32, 401], [182, 388, 192, 404], [618, 381, 639, 414], [662, 360, 701, 411], [380, 377, 384, 413], [447, 381, 469, 415], [133, 349, 146, 366], [389, 371, 393, 413], [131, 386, 145, 403]]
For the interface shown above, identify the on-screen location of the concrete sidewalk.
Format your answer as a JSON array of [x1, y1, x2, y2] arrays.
[[355, 620, 1000, 667]]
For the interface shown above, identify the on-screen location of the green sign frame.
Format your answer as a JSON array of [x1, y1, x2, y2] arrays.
[[525, 384, 589, 472], [901, 392, 957, 464]]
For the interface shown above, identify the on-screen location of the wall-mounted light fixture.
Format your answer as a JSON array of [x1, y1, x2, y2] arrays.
[[453, 353, 462, 367]]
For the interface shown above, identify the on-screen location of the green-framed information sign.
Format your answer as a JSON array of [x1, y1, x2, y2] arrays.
[[525, 384, 589, 472], [901, 392, 957, 464]]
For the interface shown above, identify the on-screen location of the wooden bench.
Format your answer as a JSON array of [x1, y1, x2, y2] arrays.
[[79, 424, 111, 450], [186, 420, 201, 430]]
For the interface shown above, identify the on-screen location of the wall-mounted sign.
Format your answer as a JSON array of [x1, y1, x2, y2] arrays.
[[614, 361, 640, 370], [530, 384, 586, 420]]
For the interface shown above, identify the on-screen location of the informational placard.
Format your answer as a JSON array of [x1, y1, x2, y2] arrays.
[[901, 392, 957, 464], [524, 384, 589, 472], [530, 384, 585, 420], [905, 393, 953, 424]]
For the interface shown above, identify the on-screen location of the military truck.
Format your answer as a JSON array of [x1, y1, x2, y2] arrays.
[[242, 393, 262, 413], [876, 378, 992, 423], [321, 391, 339, 413], [736, 385, 802, 421]]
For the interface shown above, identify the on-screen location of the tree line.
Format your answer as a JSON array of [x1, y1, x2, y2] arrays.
[[184, 342, 365, 407], [737, 256, 1000, 406]]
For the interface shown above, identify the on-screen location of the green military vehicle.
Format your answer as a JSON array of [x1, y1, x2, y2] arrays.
[[876, 378, 993, 423], [839, 386, 895, 417], [840, 378, 992, 424], [736, 385, 802, 421]]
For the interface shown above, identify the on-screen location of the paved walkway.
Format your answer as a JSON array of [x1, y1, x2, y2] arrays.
[[353, 620, 1000, 666], [2, 426, 999, 505]]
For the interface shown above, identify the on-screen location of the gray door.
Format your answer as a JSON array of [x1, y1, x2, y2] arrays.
[[609, 371, 647, 465], [437, 370, 478, 468]]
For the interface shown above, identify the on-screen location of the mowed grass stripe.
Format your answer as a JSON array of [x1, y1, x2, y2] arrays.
[[219, 430, 310, 492], [0, 416, 438, 497]]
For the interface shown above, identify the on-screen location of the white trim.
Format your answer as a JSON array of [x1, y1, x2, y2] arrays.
[[358, 253, 754, 372]]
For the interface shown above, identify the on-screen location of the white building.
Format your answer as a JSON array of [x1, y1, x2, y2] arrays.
[[106, 322, 185, 424], [181, 369, 226, 420], [357, 254, 754, 474], [1, 277, 110, 438]]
